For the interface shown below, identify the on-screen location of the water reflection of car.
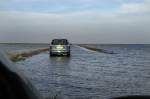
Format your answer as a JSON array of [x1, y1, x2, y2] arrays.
[[49, 39, 70, 56]]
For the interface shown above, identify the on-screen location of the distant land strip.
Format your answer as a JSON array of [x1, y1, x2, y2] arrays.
[[7, 48, 49, 62], [78, 44, 115, 54]]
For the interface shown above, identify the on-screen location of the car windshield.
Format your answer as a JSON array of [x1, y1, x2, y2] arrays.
[[0, 0, 150, 99], [51, 39, 68, 45]]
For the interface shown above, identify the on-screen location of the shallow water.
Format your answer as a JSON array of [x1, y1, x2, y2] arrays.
[[11, 44, 150, 99]]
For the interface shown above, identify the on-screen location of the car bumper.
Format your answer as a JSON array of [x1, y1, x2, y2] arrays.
[[50, 50, 70, 56]]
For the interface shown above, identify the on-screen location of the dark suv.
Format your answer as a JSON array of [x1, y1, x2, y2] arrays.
[[49, 39, 70, 56]]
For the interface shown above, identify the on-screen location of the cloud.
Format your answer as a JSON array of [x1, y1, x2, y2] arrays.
[[0, 11, 150, 43], [0, 0, 150, 43], [1, 0, 149, 17], [119, 0, 150, 14]]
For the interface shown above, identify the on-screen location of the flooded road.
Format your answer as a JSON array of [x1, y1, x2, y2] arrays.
[[16, 45, 150, 99]]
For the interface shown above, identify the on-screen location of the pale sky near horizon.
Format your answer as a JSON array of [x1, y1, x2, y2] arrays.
[[0, 0, 150, 44]]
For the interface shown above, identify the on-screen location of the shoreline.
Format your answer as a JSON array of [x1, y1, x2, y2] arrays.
[[78, 44, 115, 54], [7, 48, 49, 62]]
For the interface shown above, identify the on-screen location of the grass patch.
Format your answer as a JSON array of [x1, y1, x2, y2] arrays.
[[7, 48, 49, 62]]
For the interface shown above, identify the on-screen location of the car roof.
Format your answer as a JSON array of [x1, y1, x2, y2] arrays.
[[52, 39, 68, 41]]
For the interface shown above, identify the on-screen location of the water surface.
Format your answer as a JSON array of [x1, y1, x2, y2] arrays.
[[4, 44, 150, 99]]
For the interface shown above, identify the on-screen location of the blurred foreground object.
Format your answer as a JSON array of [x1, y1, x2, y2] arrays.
[[0, 50, 42, 99]]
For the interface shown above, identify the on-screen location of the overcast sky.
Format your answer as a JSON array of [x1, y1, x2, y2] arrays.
[[0, 0, 150, 44]]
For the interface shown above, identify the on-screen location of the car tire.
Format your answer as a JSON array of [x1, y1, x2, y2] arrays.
[[67, 52, 70, 57]]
